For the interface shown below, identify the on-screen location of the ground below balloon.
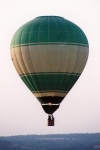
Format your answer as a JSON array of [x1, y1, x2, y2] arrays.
[[0, 133, 100, 150]]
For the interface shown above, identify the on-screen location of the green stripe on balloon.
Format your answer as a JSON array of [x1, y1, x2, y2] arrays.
[[10, 16, 88, 47], [20, 73, 80, 92]]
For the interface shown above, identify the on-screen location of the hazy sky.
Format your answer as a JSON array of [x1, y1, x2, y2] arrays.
[[0, 0, 100, 136]]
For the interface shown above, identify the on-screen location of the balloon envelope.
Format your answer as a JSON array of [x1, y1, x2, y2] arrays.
[[10, 16, 89, 114]]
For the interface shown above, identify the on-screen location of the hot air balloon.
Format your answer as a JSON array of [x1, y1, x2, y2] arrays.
[[10, 16, 89, 126]]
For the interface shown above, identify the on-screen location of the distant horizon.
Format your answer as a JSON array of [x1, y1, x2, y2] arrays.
[[1, 132, 100, 137]]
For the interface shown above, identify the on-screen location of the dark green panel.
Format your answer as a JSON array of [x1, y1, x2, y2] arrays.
[[57, 73, 66, 84], [48, 17, 58, 31], [11, 16, 89, 48], [55, 17, 67, 31], [21, 33, 29, 43], [30, 19, 41, 32], [29, 32, 38, 43], [20, 73, 80, 92], [59, 32, 69, 42], [39, 17, 48, 32], [48, 31, 59, 42], [76, 33, 85, 44], [38, 32, 48, 42], [68, 32, 77, 43], [25, 75, 40, 91]]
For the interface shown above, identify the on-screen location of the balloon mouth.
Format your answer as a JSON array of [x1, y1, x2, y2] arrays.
[[42, 103, 60, 114], [37, 96, 64, 104], [42, 103, 60, 105]]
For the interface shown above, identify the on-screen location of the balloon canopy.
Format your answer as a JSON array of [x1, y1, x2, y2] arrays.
[[10, 16, 89, 115]]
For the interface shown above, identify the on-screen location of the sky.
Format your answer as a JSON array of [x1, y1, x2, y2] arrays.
[[0, 0, 100, 136]]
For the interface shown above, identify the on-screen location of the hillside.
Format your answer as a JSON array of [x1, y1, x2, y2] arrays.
[[0, 133, 100, 150]]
